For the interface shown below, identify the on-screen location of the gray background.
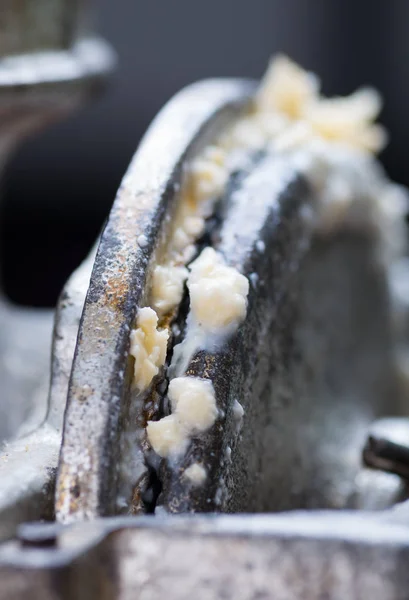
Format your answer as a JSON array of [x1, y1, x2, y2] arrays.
[[3, 0, 409, 306]]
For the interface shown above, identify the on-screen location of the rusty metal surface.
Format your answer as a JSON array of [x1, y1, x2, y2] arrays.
[[55, 79, 255, 522], [55, 71, 409, 525], [0, 11, 408, 596]]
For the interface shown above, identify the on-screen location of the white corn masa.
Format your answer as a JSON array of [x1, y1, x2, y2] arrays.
[[305, 91, 386, 152], [130, 307, 169, 392], [146, 376, 217, 458], [146, 415, 186, 458], [256, 54, 319, 119], [168, 376, 218, 431], [165, 55, 406, 386], [255, 54, 386, 153], [183, 463, 207, 486], [187, 247, 249, 332], [146, 54, 389, 331], [134, 54, 406, 401], [188, 145, 228, 205], [151, 265, 188, 316]]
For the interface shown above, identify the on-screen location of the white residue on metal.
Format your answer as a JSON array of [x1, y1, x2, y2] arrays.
[[147, 376, 217, 458], [388, 258, 409, 337], [183, 463, 207, 486], [255, 240, 265, 253], [129, 307, 169, 393], [187, 247, 249, 333], [169, 248, 249, 377], [214, 477, 228, 507], [289, 139, 408, 263], [249, 272, 259, 288], [139, 55, 408, 467], [137, 234, 148, 248], [232, 399, 244, 434], [225, 445, 232, 464]]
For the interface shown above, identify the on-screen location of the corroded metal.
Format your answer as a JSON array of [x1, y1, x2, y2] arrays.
[[55, 80, 255, 522], [1, 18, 408, 597], [363, 418, 409, 479], [56, 73, 408, 524]]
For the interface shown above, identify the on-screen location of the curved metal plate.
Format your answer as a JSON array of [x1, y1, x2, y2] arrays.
[[158, 152, 403, 515], [55, 78, 255, 522]]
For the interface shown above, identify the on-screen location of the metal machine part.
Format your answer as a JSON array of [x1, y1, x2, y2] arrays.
[[1, 25, 409, 599], [363, 417, 409, 479], [0, 1, 114, 541], [54, 73, 409, 525], [55, 78, 255, 521], [0, 1, 114, 445], [2, 513, 409, 600]]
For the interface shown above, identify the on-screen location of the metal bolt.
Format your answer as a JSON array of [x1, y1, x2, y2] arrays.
[[363, 417, 409, 479], [17, 522, 60, 548]]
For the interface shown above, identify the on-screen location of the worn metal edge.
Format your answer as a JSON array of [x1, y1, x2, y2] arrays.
[[55, 78, 256, 522]]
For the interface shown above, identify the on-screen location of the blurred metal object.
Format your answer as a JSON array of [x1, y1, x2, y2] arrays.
[[363, 418, 409, 479], [0, 0, 114, 540], [0, 30, 113, 441], [2, 513, 409, 600], [0, 249, 94, 541]]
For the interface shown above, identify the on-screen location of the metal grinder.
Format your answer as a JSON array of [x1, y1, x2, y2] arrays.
[[1, 5, 409, 600]]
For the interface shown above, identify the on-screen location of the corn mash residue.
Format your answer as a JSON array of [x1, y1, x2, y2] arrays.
[[132, 54, 391, 404], [187, 247, 249, 332], [130, 307, 169, 392], [256, 55, 386, 153], [147, 377, 217, 458]]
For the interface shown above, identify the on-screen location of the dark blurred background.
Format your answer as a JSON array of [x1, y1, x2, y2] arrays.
[[3, 0, 409, 307]]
